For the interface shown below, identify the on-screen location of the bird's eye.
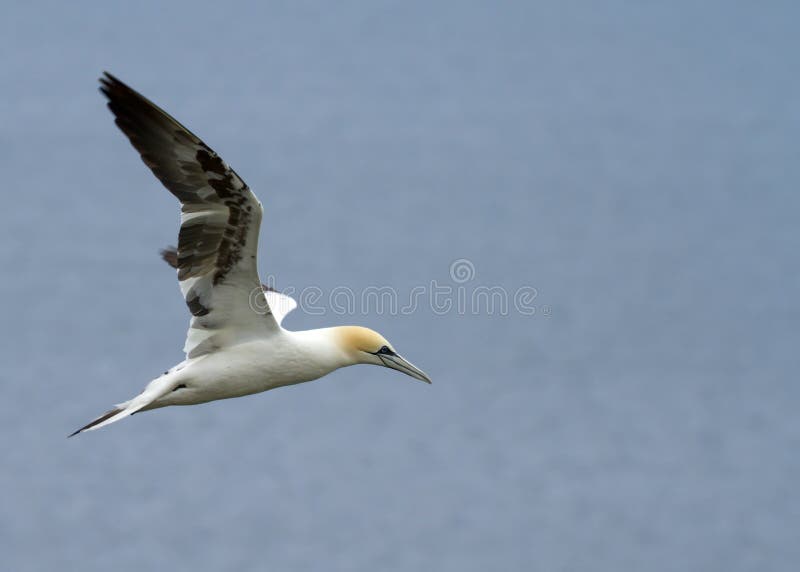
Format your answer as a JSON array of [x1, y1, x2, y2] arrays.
[[378, 345, 392, 355]]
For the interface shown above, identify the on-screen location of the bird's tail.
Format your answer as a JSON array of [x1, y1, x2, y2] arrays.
[[68, 406, 128, 437], [68, 377, 176, 437]]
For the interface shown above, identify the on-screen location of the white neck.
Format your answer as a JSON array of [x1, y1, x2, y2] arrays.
[[283, 327, 356, 374]]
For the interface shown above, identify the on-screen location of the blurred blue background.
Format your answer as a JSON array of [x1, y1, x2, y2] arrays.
[[1, 1, 799, 570]]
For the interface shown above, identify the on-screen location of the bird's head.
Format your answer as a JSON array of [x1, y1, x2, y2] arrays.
[[334, 326, 431, 383]]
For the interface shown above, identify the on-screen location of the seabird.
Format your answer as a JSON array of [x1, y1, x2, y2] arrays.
[[70, 73, 430, 437]]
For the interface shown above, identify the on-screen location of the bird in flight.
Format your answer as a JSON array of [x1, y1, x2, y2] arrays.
[[70, 73, 430, 437]]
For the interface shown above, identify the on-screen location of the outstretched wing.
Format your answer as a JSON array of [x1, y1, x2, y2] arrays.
[[160, 246, 297, 325], [100, 72, 278, 358]]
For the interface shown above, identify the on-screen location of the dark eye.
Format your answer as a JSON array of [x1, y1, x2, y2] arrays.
[[378, 345, 393, 355]]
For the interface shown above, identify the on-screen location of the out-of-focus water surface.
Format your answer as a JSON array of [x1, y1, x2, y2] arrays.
[[1, 1, 799, 570]]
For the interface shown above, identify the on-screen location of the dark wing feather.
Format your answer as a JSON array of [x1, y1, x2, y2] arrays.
[[100, 73, 277, 357], [160, 245, 297, 325]]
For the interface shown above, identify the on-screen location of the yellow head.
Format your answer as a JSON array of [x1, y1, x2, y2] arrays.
[[333, 326, 431, 383]]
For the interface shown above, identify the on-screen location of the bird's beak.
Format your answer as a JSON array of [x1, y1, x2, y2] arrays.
[[379, 354, 432, 384]]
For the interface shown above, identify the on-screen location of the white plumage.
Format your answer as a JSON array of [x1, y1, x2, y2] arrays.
[[70, 73, 430, 437]]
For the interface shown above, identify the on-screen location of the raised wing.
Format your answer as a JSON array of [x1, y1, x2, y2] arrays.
[[263, 289, 298, 326], [160, 246, 297, 325], [100, 72, 278, 358]]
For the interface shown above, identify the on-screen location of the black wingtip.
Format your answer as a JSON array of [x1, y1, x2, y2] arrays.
[[99, 71, 115, 89], [98, 72, 143, 105], [99, 72, 125, 93], [99, 71, 120, 87], [98, 73, 118, 102]]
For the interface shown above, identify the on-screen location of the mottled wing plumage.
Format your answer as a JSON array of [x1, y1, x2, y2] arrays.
[[100, 73, 278, 357], [161, 246, 297, 325]]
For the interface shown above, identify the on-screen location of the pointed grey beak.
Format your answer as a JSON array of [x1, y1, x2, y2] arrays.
[[379, 353, 432, 384]]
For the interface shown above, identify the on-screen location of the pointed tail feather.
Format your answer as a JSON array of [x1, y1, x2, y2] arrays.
[[68, 407, 124, 437], [68, 377, 177, 437]]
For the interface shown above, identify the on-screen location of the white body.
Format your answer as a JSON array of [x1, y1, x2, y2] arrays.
[[147, 329, 349, 409], [71, 74, 429, 437]]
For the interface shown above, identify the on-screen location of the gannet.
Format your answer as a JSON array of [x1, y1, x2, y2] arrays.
[[70, 73, 430, 437]]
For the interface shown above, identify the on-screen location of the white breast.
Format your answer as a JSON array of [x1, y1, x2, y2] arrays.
[[152, 328, 349, 407]]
